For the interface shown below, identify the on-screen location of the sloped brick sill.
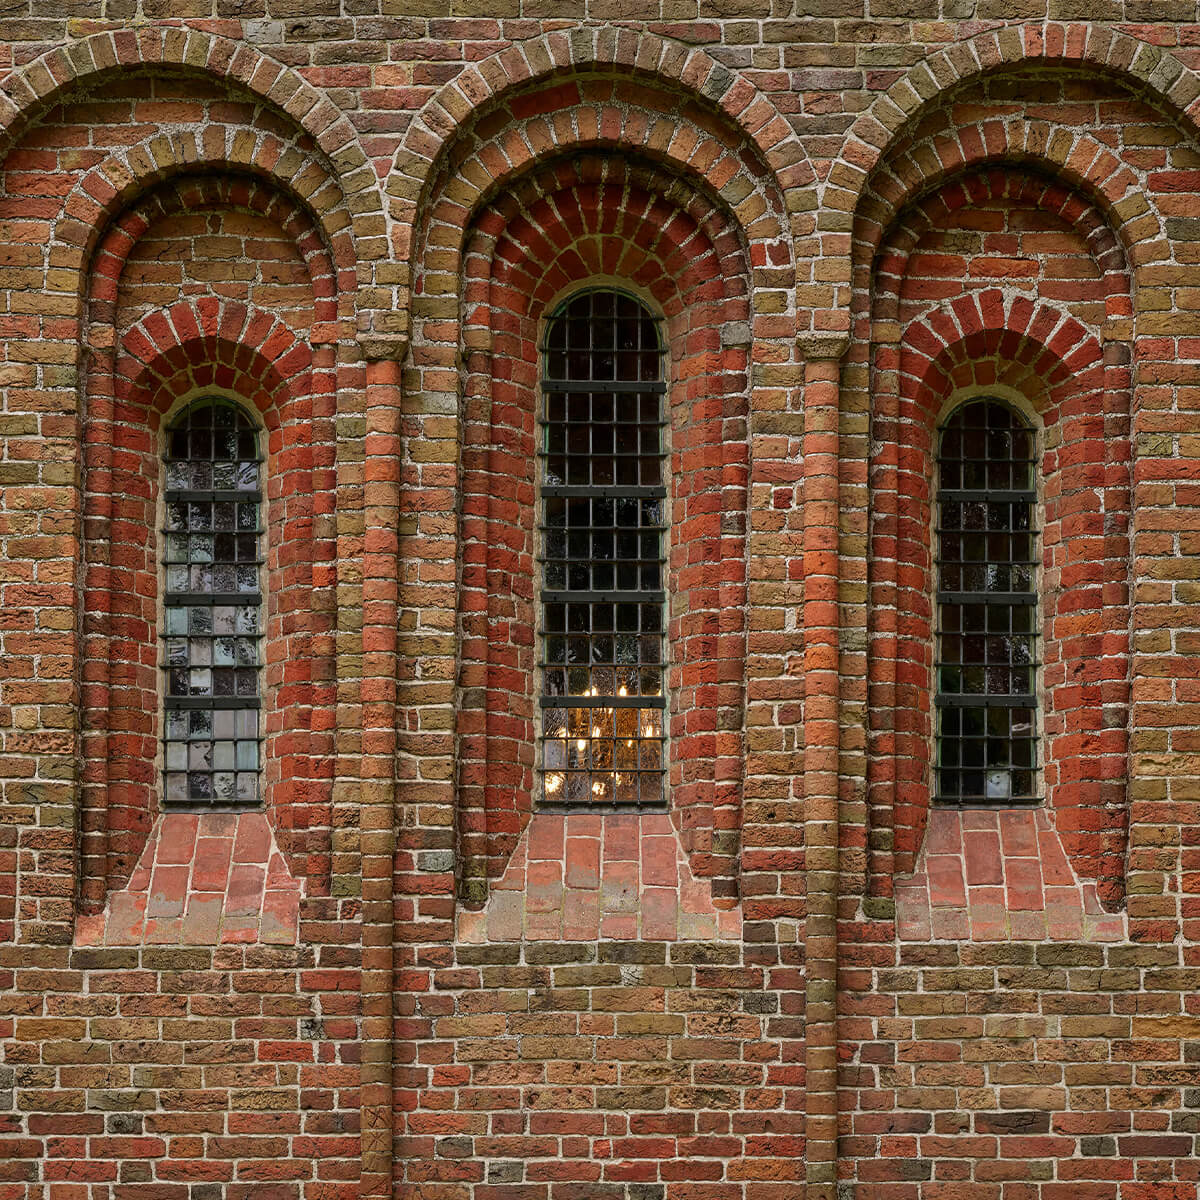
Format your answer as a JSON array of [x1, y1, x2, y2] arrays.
[[457, 812, 741, 943], [74, 811, 302, 947], [895, 807, 1126, 942]]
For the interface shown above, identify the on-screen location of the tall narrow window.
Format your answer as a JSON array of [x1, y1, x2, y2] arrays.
[[936, 398, 1038, 804], [538, 291, 667, 807], [162, 399, 263, 806]]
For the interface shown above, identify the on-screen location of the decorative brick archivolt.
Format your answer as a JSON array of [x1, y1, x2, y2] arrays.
[[397, 41, 807, 923], [73, 156, 348, 912], [854, 112, 1163, 305], [872, 169, 1133, 334], [825, 21, 1198, 322], [81, 291, 340, 911], [89, 174, 340, 341], [407, 86, 792, 321], [0, 26, 386, 332], [57, 121, 357, 338], [390, 27, 813, 333], [868, 283, 1132, 913], [845, 72, 1196, 922]]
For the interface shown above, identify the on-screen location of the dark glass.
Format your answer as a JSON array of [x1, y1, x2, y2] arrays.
[[161, 400, 263, 807], [935, 399, 1039, 805], [538, 292, 667, 807]]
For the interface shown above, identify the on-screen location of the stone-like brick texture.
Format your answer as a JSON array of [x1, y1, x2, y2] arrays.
[[0, 9, 1196, 1200]]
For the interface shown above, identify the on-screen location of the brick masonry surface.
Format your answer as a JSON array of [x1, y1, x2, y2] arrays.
[[0, 6, 1198, 1200]]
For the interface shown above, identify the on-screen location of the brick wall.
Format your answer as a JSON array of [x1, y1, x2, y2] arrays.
[[0, 8, 1196, 1200]]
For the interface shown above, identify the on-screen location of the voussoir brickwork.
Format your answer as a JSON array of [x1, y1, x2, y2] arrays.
[[0, 9, 1198, 1200]]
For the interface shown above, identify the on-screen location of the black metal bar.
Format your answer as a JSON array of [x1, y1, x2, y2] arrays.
[[538, 800, 663, 812], [540, 485, 667, 499], [543, 380, 666, 393], [164, 456, 264, 465], [539, 695, 665, 708], [933, 795, 1041, 807], [936, 478, 1036, 487], [933, 558, 1039, 566], [541, 590, 665, 605], [164, 491, 263, 503], [164, 696, 262, 710], [161, 798, 265, 810], [935, 694, 1037, 706], [937, 592, 1038, 606], [940, 494, 1036, 504], [165, 592, 263, 607], [162, 528, 265, 539]]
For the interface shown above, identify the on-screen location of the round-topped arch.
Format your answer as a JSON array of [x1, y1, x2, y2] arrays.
[[854, 109, 1163, 314], [455, 151, 755, 909], [823, 21, 1200, 323], [390, 27, 815, 328], [871, 167, 1134, 335], [0, 25, 387, 326]]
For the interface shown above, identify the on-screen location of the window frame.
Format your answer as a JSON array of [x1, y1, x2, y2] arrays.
[[934, 393, 1042, 807], [535, 287, 670, 810], [159, 395, 266, 809]]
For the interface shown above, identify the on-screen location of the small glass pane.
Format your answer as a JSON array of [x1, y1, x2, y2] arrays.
[[162, 398, 262, 809], [537, 294, 666, 807], [936, 398, 1038, 805]]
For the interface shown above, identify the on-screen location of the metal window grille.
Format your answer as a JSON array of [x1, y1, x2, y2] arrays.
[[161, 399, 263, 806], [935, 398, 1039, 804], [538, 290, 667, 807]]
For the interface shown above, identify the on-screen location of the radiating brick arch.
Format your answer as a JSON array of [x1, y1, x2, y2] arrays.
[[113, 298, 313, 415], [392, 27, 813, 236], [0, 26, 384, 321], [854, 112, 1163, 300], [455, 152, 752, 904], [392, 30, 810, 334], [59, 125, 356, 330], [872, 169, 1132, 331], [91, 173, 339, 337], [900, 297, 1103, 403], [406, 85, 792, 312], [867, 287, 1132, 912], [826, 21, 1197, 314]]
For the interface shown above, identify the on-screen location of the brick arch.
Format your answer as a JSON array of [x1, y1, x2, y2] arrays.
[[90, 173, 339, 338], [827, 22, 1195, 316], [392, 27, 813, 243], [455, 151, 752, 907], [872, 168, 1132, 331], [113, 299, 313, 415], [57, 121, 356, 333], [80, 296, 337, 908], [394, 39, 808, 338], [406, 85, 792, 309], [868, 290, 1131, 912], [0, 27, 384, 283], [854, 112, 1161, 304]]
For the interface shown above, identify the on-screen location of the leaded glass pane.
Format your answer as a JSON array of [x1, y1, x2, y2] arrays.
[[161, 399, 263, 807], [936, 399, 1039, 805], [538, 291, 667, 807]]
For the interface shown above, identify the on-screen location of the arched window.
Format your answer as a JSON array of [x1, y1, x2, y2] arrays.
[[936, 398, 1038, 804], [538, 290, 667, 807], [161, 398, 263, 807]]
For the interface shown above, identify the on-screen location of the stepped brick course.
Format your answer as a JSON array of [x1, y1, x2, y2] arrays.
[[0, 7, 1197, 1200]]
